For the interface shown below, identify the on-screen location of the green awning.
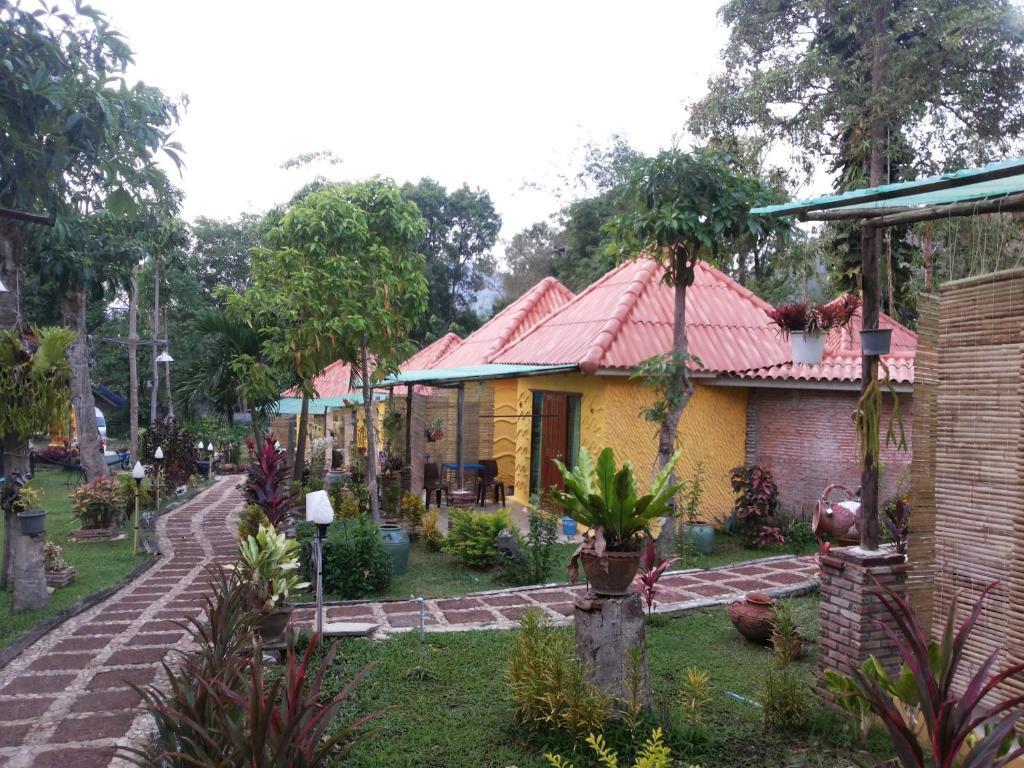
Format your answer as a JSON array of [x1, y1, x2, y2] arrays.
[[752, 156, 1024, 217], [275, 394, 385, 416], [377, 363, 578, 387]]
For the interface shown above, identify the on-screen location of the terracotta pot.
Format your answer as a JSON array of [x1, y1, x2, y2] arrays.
[[580, 549, 642, 596], [728, 592, 777, 643], [255, 606, 293, 646], [771, 630, 805, 661], [813, 499, 861, 544]]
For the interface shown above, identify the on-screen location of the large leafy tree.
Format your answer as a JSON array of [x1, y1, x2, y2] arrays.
[[1, 2, 182, 481], [501, 222, 564, 302], [607, 148, 791, 479], [400, 179, 500, 340], [690, 0, 1024, 319]]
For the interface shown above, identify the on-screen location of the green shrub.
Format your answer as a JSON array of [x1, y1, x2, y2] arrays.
[[400, 492, 425, 533], [498, 502, 559, 586], [505, 608, 609, 739], [114, 473, 153, 519], [298, 518, 392, 599], [237, 504, 270, 541], [443, 509, 509, 569], [70, 478, 122, 529], [422, 509, 444, 551], [760, 662, 808, 731]]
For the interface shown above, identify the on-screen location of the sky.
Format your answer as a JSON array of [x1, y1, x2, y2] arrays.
[[100, 1, 730, 259]]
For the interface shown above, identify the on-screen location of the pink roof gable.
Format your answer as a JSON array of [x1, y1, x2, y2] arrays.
[[281, 359, 356, 399], [432, 277, 574, 368], [401, 332, 463, 372], [493, 257, 917, 384]]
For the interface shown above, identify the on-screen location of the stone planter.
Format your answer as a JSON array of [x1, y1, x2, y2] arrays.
[[580, 549, 643, 596], [71, 527, 117, 542], [16, 508, 46, 536], [682, 521, 716, 555], [46, 566, 76, 589], [379, 523, 411, 575]]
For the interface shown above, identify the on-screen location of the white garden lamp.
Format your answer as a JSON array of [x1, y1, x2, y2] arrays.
[[153, 446, 164, 515], [0, 277, 7, 292], [306, 490, 334, 636], [132, 461, 145, 555], [155, 350, 173, 363], [206, 441, 214, 479]]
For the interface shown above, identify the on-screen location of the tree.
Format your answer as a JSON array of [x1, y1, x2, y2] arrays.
[[690, 0, 1024, 319], [400, 179, 500, 340], [607, 149, 791, 480], [501, 222, 562, 302], [1, 2, 182, 481]]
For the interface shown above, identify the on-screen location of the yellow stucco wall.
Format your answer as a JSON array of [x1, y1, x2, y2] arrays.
[[601, 379, 747, 523], [490, 379, 518, 484], [505, 374, 747, 523]]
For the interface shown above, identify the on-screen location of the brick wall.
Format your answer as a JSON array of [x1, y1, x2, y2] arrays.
[[745, 388, 913, 517]]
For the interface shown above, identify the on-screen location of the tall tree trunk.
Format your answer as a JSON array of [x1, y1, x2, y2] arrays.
[[292, 391, 310, 482], [0, 227, 23, 591], [361, 341, 381, 522], [150, 255, 161, 424], [162, 307, 174, 419], [128, 264, 140, 462], [62, 286, 109, 482]]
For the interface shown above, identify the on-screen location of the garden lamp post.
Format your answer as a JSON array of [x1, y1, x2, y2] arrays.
[[153, 445, 164, 515], [132, 461, 145, 555], [305, 489, 334, 636], [206, 441, 214, 479]]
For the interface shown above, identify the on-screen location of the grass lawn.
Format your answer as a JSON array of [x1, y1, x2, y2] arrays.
[[313, 532, 816, 603], [0, 466, 148, 651], [319, 595, 890, 768]]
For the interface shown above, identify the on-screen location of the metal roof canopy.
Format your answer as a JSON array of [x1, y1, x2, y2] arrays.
[[375, 363, 578, 389], [751, 156, 1024, 224], [275, 393, 385, 415]]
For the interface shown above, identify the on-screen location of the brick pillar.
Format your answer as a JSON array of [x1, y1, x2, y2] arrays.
[[816, 547, 910, 697]]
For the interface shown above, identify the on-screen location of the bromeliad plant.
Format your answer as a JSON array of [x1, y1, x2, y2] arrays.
[[244, 434, 300, 529], [768, 295, 860, 338], [634, 537, 680, 614], [554, 447, 685, 582], [237, 523, 309, 613], [839, 578, 1024, 768]]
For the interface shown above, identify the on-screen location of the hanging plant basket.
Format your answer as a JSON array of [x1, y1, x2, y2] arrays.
[[790, 330, 826, 365], [860, 328, 892, 356], [16, 509, 46, 536]]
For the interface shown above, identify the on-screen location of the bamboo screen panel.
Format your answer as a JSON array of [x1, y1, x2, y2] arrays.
[[907, 293, 938, 629], [933, 269, 1024, 702]]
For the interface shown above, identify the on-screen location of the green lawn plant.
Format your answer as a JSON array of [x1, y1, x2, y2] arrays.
[[555, 446, 684, 582], [70, 478, 122, 530], [545, 728, 683, 768], [297, 518, 392, 600], [443, 509, 510, 570], [237, 523, 309, 612]]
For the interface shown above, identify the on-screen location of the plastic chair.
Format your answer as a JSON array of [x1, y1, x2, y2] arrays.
[[476, 459, 506, 507], [423, 462, 445, 509]]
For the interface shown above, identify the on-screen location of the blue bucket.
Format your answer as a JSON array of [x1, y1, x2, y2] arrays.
[[561, 516, 577, 536]]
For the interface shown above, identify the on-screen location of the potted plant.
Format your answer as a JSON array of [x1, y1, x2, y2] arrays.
[[679, 462, 714, 556], [237, 523, 309, 646], [12, 484, 45, 536], [769, 295, 860, 365], [860, 326, 893, 355], [43, 541, 75, 588], [70, 478, 121, 540], [554, 446, 684, 596], [425, 417, 444, 443]]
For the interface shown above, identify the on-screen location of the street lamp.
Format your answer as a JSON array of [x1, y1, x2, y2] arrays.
[[153, 446, 164, 514], [206, 441, 215, 479], [132, 461, 145, 555], [0, 277, 8, 293], [305, 490, 334, 636], [155, 350, 173, 364]]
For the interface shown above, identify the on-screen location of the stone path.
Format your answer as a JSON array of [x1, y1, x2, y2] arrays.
[[291, 554, 820, 636], [0, 475, 240, 768], [0, 475, 820, 766]]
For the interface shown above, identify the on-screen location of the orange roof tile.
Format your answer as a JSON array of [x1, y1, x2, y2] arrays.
[[401, 332, 463, 372], [431, 277, 574, 368], [281, 359, 356, 399], [493, 258, 916, 384]]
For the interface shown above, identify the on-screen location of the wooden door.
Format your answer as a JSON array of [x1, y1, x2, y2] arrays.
[[538, 392, 568, 494]]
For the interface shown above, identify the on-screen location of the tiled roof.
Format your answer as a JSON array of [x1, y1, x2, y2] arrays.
[[401, 332, 462, 372], [281, 359, 356, 399], [431, 277, 574, 368], [493, 258, 916, 384]]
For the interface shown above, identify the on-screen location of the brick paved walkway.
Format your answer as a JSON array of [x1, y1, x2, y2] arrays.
[[0, 475, 820, 766], [0, 475, 240, 768], [291, 554, 820, 635]]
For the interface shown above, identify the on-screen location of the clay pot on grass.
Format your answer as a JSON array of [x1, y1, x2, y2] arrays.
[[728, 592, 777, 643]]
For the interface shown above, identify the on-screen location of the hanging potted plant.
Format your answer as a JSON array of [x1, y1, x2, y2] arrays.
[[11, 484, 45, 536], [424, 417, 444, 443], [859, 326, 893, 356], [554, 446, 684, 596], [769, 295, 860, 365], [237, 523, 310, 646]]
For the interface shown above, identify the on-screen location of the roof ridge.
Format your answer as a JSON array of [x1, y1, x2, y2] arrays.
[[579, 259, 660, 375], [481, 276, 571, 361]]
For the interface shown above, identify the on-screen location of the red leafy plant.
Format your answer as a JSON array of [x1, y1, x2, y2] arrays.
[[730, 465, 780, 522], [245, 434, 299, 529], [769, 295, 860, 338], [755, 525, 786, 547], [849, 578, 1024, 768], [634, 537, 680, 614]]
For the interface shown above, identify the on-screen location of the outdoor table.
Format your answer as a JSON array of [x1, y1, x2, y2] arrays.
[[443, 461, 484, 488]]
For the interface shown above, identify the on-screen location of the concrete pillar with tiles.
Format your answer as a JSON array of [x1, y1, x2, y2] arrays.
[[816, 547, 910, 696]]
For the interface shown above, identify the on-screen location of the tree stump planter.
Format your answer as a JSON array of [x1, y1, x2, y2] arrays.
[[574, 592, 651, 709], [13, 533, 49, 611], [45, 566, 76, 588]]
